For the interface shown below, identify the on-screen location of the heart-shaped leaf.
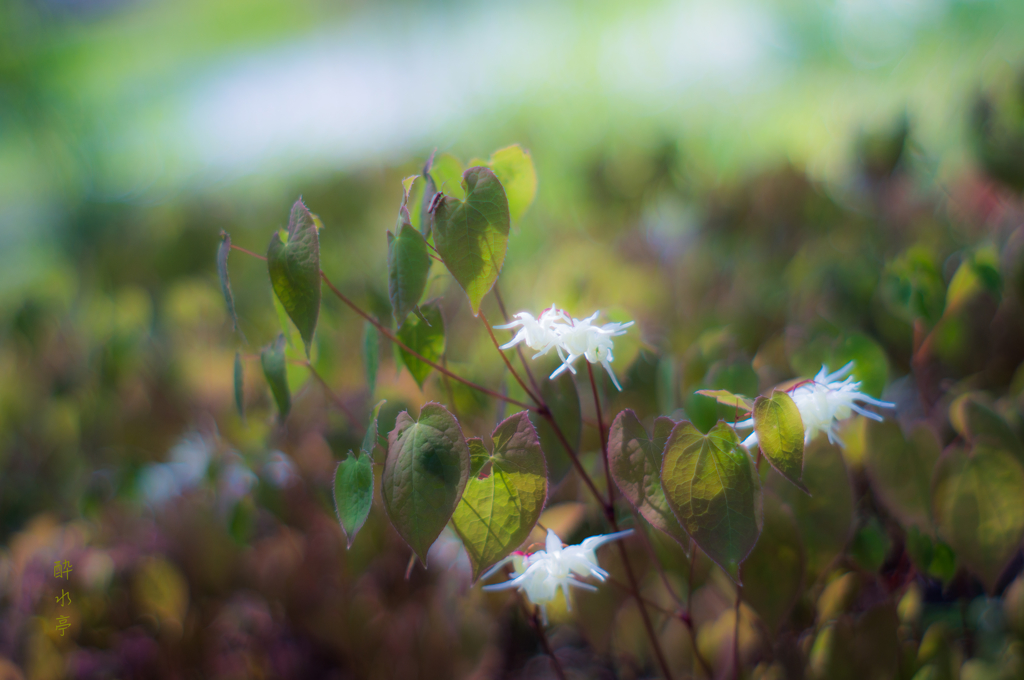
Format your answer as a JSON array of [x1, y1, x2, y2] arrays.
[[430, 167, 510, 315], [662, 421, 763, 580], [334, 451, 374, 548], [396, 300, 445, 388], [382, 402, 471, 563], [933, 445, 1024, 592], [451, 411, 547, 579], [389, 180, 432, 327], [268, 199, 321, 358], [233, 351, 244, 421], [753, 391, 808, 493], [260, 334, 290, 421], [469, 145, 537, 224], [217, 231, 241, 336], [608, 409, 688, 548]]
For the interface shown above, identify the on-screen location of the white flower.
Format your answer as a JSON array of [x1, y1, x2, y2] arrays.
[[494, 305, 634, 391], [481, 528, 633, 623], [493, 305, 568, 358], [734, 362, 896, 449]]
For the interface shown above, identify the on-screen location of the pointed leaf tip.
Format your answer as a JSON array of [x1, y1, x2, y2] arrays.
[[268, 199, 321, 358]]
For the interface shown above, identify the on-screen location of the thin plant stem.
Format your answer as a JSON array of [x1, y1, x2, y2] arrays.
[[229, 243, 536, 412], [683, 548, 714, 678], [441, 353, 461, 422], [733, 575, 742, 680], [305, 362, 361, 428], [478, 310, 542, 406], [628, 510, 688, 611], [587, 363, 614, 508], [528, 605, 568, 680]]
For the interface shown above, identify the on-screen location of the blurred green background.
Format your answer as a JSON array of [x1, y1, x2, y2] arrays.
[[3, 0, 1024, 677]]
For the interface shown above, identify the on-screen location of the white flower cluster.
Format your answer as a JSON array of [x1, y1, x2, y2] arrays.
[[494, 305, 634, 391], [734, 362, 896, 449], [481, 528, 633, 623]]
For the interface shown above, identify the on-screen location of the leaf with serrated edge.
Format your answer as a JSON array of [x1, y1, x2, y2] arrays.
[[753, 391, 808, 493], [933, 445, 1024, 592], [661, 421, 763, 581], [361, 399, 387, 459], [452, 411, 548, 579], [696, 389, 754, 412], [334, 453, 373, 548], [267, 199, 321, 358], [218, 231, 242, 335], [362, 321, 379, 396], [608, 409, 688, 548], [382, 402, 470, 563], [233, 351, 244, 421], [260, 334, 290, 421], [430, 167, 510, 315], [397, 300, 445, 388]]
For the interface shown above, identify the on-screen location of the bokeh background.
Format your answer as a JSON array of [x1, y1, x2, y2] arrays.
[[3, 0, 1024, 678]]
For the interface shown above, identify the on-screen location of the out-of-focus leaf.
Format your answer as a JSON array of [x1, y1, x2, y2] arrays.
[[849, 517, 891, 573], [753, 391, 807, 493], [362, 321, 379, 396], [361, 399, 386, 459], [695, 389, 753, 412], [879, 246, 946, 325], [770, 438, 854, 578], [429, 153, 465, 200], [260, 334, 290, 421], [233, 351, 244, 421], [430, 167, 510, 315], [396, 300, 445, 388], [662, 421, 763, 580], [946, 245, 1002, 312], [471, 145, 537, 223], [217, 231, 241, 334], [949, 392, 1024, 463], [334, 451, 373, 548], [689, 359, 760, 432], [608, 409, 688, 548], [932, 445, 1024, 592], [451, 411, 547, 580], [267, 198, 321, 357], [864, 421, 940, 531], [742, 491, 804, 632], [828, 334, 889, 398], [388, 181, 431, 327], [382, 402, 470, 563]]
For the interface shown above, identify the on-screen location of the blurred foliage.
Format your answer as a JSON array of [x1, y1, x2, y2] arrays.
[[3, 0, 1024, 678]]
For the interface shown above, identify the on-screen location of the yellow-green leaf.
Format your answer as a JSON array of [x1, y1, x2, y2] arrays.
[[486, 144, 537, 223], [753, 391, 808, 493], [695, 389, 754, 413], [396, 300, 445, 388], [451, 411, 547, 580]]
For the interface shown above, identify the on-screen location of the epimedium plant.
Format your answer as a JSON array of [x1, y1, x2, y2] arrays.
[[215, 144, 1024, 680]]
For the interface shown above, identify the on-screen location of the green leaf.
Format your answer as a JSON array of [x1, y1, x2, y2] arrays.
[[608, 409, 689, 548], [382, 402, 471, 563], [334, 452, 374, 548], [932, 445, 1024, 592], [361, 399, 386, 459], [467, 437, 490, 478], [949, 393, 1024, 463], [753, 391, 808, 493], [946, 245, 1002, 312], [864, 420, 940, 531], [451, 411, 548, 580], [695, 389, 754, 412], [528, 358, 582, 485], [828, 334, 889, 398], [260, 334, 290, 421], [661, 421, 763, 580], [362, 321, 379, 396], [267, 198, 321, 358], [741, 491, 805, 632], [217, 231, 241, 336], [233, 351, 244, 421], [430, 167, 511, 315], [476, 145, 537, 224], [396, 299, 445, 388], [388, 185, 432, 327], [429, 153, 466, 200]]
